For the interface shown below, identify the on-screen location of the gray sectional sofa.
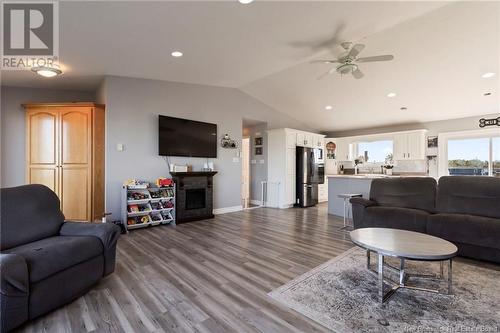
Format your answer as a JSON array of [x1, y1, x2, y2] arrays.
[[1, 184, 121, 332], [351, 176, 500, 264]]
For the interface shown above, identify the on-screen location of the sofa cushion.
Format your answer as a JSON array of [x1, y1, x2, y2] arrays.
[[427, 213, 500, 250], [363, 206, 429, 233], [370, 177, 437, 212], [5, 236, 103, 283], [436, 176, 500, 219], [1, 185, 65, 250]]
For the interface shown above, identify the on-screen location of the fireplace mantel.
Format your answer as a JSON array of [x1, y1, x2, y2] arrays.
[[170, 171, 217, 223], [170, 171, 218, 177]]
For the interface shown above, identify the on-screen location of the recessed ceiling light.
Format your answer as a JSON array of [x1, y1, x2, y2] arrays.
[[171, 51, 183, 57], [481, 72, 495, 78], [31, 66, 62, 78], [238, 0, 254, 4], [387, 92, 397, 98], [400, 107, 408, 111], [484, 92, 492, 96], [325, 105, 333, 110]]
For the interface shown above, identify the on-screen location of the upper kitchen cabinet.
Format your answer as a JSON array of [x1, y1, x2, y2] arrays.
[[393, 130, 427, 160], [336, 138, 353, 161]]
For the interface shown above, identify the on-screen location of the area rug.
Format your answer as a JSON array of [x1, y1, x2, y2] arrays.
[[269, 247, 500, 333]]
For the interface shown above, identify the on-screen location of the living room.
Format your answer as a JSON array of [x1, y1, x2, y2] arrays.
[[1, 1, 499, 332]]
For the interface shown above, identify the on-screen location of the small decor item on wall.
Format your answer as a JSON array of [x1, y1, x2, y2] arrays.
[[427, 136, 438, 148], [326, 141, 336, 159], [221, 134, 238, 149], [255, 147, 263, 155], [254, 137, 263, 146], [479, 116, 500, 128]]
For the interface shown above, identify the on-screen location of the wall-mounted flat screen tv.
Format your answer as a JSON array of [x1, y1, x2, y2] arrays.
[[159, 115, 217, 158]]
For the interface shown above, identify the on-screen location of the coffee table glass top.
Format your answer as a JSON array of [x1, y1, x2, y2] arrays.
[[350, 228, 458, 260]]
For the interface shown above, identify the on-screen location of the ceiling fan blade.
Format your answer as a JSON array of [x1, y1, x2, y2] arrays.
[[317, 68, 336, 80], [310, 60, 339, 64], [352, 68, 364, 79], [348, 44, 365, 58], [356, 55, 394, 63]]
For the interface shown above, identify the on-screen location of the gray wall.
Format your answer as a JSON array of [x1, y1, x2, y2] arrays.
[[324, 113, 500, 138], [244, 123, 268, 202], [103, 76, 313, 219], [0, 86, 95, 187]]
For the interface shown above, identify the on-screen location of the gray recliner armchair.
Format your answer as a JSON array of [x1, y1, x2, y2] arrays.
[[1, 184, 120, 332]]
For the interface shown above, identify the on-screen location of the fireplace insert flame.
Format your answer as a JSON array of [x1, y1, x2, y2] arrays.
[[185, 188, 206, 210]]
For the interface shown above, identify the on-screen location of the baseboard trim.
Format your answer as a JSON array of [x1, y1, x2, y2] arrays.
[[250, 199, 262, 205], [213, 205, 243, 215]]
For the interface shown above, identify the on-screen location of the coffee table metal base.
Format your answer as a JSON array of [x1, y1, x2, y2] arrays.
[[366, 250, 453, 303]]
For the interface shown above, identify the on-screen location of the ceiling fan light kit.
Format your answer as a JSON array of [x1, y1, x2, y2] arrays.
[[313, 42, 394, 80]]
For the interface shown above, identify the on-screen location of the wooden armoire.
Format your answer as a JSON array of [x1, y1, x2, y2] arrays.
[[23, 103, 105, 222]]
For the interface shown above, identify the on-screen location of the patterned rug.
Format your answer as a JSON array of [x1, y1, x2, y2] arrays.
[[269, 247, 500, 333]]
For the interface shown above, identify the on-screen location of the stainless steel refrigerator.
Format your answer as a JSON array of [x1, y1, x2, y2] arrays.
[[296, 147, 325, 207]]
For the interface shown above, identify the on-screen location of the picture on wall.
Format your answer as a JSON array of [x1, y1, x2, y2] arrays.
[[254, 137, 263, 146], [427, 136, 438, 148], [255, 147, 263, 155]]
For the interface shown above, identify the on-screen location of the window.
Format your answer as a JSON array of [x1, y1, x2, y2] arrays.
[[493, 137, 500, 177], [439, 129, 500, 177], [447, 138, 489, 175], [357, 140, 393, 164]]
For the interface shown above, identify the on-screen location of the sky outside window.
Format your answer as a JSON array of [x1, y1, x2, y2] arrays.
[[448, 138, 489, 161], [357, 140, 393, 163]]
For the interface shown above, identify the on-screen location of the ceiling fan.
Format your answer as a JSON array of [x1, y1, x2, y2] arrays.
[[311, 42, 394, 80]]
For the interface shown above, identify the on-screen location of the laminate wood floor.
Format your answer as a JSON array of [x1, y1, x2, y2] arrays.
[[16, 204, 355, 333]]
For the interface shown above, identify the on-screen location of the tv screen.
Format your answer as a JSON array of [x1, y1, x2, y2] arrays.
[[159, 115, 217, 158]]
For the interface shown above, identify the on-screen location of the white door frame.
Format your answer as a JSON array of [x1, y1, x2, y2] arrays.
[[241, 137, 250, 204]]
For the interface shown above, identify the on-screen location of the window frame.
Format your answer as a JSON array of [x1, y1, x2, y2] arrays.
[[438, 128, 500, 177]]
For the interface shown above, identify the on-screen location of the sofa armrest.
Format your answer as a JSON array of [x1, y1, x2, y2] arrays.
[[60, 222, 121, 276], [349, 198, 377, 229], [1, 253, 29, 332], [350, 197, 376, 207]]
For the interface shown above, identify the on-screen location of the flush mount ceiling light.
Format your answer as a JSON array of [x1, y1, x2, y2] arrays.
[[31, 65, 62, 78], [238, 0, 254, 4], [387, 92, 397, 98], [171, 51, 183, 57], [481, 72, 495, 78], [325, 105, 333, 110]]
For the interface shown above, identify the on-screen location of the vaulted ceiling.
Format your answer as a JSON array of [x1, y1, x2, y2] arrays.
[[2, 1, 499, 132]]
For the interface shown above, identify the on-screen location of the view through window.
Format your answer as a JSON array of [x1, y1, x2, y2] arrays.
[[447, 136, 499, 177], [357, 140, 393, 164]]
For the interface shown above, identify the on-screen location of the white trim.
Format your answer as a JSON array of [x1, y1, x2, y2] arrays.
[[213, 205, 243, 215], [250, 199, 262, 205], [438, 128, 500, 177]]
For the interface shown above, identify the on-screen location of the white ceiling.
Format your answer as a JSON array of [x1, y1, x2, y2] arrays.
[[2, 1, 499, 132]]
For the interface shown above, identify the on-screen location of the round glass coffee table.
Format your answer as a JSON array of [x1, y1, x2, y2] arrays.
[[350, 228, 458, 303]]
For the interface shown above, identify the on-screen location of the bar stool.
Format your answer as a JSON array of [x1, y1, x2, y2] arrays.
[[338, 193, 362, 230]]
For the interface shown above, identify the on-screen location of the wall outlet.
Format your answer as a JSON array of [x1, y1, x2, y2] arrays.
[[232, 157, 239, 163], [259, 160, 265, 164], [116, 143, 124, 151], [251, 160, 257, 164]]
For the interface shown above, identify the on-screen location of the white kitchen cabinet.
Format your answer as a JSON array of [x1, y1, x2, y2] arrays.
[[296, 132, 305, 147], [304, 133, 314, 147], [286, 130, 297, 148], [393, 130, 426, 160], [318, 176, 328, 202], [336, 138, 352, 161]]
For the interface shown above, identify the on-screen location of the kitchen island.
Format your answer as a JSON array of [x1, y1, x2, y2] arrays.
[[328, 175, 375, 216], [327, 174, 429, 216]]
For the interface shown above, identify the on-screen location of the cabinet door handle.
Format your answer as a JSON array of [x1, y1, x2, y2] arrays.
[[408, 152, 410, 158], [403, 153, 406, 158]]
